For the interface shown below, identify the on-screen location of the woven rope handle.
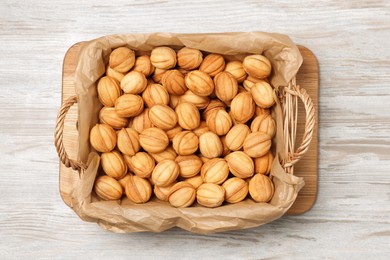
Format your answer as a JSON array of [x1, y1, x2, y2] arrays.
[[54, 95, 86, 171], [283, 84, 315, 169]]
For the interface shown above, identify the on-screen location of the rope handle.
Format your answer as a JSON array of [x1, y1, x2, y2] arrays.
[[283, 83, 315, 170], [54, 95, 86, 171]]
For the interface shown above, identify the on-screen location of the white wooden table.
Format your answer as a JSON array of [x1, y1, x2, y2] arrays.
[[0, 1, 389, 259]]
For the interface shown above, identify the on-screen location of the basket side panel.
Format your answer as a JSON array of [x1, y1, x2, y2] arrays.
[[287, 46, 319, 215]]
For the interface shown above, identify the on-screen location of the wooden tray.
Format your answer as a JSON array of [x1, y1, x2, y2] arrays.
[[59, 43, 318, 215]]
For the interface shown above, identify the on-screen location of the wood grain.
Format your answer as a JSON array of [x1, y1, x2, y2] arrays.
[[0, 0, 389, 259], [59, 42, 319, 216]]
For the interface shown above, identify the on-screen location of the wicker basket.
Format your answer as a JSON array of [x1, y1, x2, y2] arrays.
[[54, 33, 315, 233]]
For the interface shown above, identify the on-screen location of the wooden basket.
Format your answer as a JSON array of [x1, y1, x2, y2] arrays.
[[54, 39, 318, 228]]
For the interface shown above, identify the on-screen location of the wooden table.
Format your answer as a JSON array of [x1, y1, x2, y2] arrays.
[[0, 1, 389, 259]]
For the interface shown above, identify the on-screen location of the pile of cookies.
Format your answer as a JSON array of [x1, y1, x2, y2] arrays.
[[90, 45, 276, 208]]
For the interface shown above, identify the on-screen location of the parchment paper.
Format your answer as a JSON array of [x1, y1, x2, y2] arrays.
[[72, 32, 305, 233]]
